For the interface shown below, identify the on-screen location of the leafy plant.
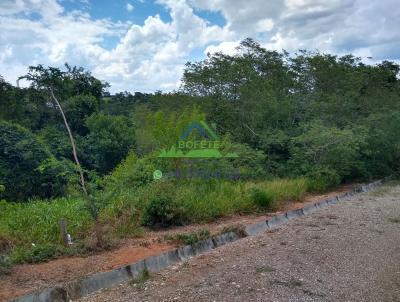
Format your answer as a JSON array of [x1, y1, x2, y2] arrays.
[[165, 229, 210, 245], [250, 188, 275, 209], [10, 244, 57, 264], [141, 190, 185, 227]]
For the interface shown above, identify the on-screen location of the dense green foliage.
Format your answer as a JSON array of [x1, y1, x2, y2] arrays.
[[1, 38, 400, 264], [0, 121, 71, 201]]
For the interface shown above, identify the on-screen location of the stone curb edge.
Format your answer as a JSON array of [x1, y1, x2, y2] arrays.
[[10, 178, 389, 302]]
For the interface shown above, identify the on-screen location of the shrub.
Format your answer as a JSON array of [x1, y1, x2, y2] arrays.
[[10, 244, 57, 264], [250, 188, 275, 209], [141, 191, 184, 227], [289, 122, 363, 181], [307, 167, 341, 192], [102, 153, 160, 191]]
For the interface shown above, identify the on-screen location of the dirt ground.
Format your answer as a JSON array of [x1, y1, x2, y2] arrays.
[[79, 183, 400, 302], [0, 184, 355, 301]]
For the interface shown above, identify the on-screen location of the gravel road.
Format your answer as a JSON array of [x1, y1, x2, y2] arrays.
[[79, 184, 400, 302]]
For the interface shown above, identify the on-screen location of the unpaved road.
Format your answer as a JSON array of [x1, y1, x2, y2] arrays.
[[80, 184, 400, 302]]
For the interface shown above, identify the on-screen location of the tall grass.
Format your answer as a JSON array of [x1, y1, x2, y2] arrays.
[[0, 177, 309, 264], [0, 197, 92, 246], [101, 178, 309, 226]]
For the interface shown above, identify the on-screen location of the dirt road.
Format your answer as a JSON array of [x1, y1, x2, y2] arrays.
[[80, 184, 400, 302]]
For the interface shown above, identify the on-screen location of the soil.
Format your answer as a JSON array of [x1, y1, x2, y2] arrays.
[[0, 184, 356, 301]]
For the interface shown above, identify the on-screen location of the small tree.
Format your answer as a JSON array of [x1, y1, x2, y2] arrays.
[[18, 66, 88, 195]]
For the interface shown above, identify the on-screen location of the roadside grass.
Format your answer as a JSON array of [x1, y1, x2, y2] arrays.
[[0, 177, 310, 265], [388, 217, 400, 224], [255, 265, 276, 273], [164, 229, 210, 245], [128, 268, 150, 289], [369, 180, 400, 197]]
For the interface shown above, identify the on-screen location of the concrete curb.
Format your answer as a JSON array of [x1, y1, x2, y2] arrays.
[[10, 178, 389, 302]]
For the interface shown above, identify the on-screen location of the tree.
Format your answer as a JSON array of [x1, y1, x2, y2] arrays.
[[83, 114, 136, 174], [19, 65, 91, 195], [0, 120, 70, 201]]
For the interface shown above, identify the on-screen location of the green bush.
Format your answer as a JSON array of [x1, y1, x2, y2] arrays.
[[307, 167, 341, 192], [289, 122, 363, 182], [10, 244, 57, 264], [250, 188, 275, 209], [102, 153, 159, 191], [141, 190, 185, 227]]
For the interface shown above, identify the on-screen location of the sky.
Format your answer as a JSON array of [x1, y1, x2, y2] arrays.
[[0, 0, 399, 93]]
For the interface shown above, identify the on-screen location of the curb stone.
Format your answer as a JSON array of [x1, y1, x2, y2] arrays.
[[10, 179, 389, 302], [266, 214, 288, 228], [285, 209, 304, 220]]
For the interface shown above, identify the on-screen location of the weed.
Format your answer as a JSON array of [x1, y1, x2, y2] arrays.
[[271, 278, 303, 288], [255, 265, 275, 273], [129, 268, 150, 288], [219, 224, 247, 238], [0, 255, 12, 275], [250, 188, 275, 209], [165, 229, 210, 245], [388, 217, 400, 224], [10, 244, 57, 264]]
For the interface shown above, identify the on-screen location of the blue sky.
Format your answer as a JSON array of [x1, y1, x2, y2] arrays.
[[0, 0, 399, 93]]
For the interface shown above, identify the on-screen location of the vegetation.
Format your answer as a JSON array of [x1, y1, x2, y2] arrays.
[[1, 38, 400, 264], [164, 229, 210, 245]]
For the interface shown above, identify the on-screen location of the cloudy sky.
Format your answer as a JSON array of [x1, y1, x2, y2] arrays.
[[0, 0, 399, 93]]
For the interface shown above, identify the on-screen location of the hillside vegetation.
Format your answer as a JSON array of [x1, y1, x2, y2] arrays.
[[1, 39, 400, 267]]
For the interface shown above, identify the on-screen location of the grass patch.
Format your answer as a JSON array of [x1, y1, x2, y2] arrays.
[[0, 177, 311, 264], [164, 229, 210, 245], [255, 265, 276, 273], [129, 268, 150, 288], [388, 217, 400, 224], [0, 198, 92, 245]]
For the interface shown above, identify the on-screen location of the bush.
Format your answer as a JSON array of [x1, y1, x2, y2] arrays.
[[289, 122, 363, 181], [102, 153, 159, 191], [307, 167, 341, 192], [250, 188, 275, 209], [141, 189, 184, 227], [10, 244, 57, 264]]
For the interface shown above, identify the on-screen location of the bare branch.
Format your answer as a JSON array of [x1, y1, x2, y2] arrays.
[[49, 88, 88, 195]]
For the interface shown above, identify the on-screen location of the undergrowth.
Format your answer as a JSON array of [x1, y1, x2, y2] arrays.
[[1, 177, 313, 265]]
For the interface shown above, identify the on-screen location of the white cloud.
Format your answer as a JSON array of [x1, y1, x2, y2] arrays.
[[0, 0, 399, 92], [126, 3, 134, 12], [91, 0, 232, 92]]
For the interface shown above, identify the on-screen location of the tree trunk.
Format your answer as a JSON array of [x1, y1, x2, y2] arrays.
[[49, 89, 88, 195]]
